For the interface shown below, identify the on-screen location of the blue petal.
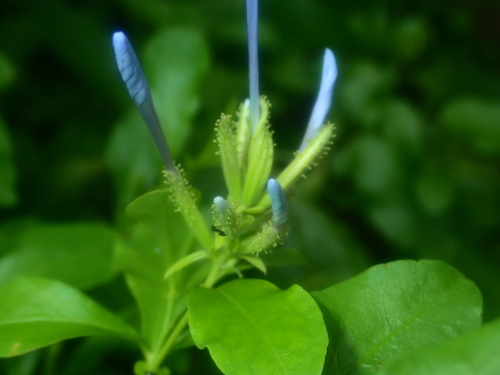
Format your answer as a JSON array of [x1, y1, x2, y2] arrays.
[[267, 179, 288, 228], [112, 32, 150, 106], [112, 32, 175, 171], [300, 48, 337, 151]]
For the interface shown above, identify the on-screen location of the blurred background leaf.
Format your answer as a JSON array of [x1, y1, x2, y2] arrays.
[[0, 223, 117, 290]]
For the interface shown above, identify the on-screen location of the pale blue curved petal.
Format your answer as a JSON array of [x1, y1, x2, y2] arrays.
[[112, 32, 149, 106], [267, 179, 288, 228], [299, 48, 337, 151], [112, 32, 175, 171]]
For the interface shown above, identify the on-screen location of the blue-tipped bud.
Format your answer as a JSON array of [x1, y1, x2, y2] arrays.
[[267, 179, 288, 228], [299, 48, 337, 151], [214, 196, 231, 217], [112, 31, 175, 171], [246, 0, 260, 131], [213, 196, 240, 237]]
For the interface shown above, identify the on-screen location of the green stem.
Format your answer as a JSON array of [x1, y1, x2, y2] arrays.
[[147, 255, 225, 371], [204, 255, 225, 287], [42, 343, 60, 375], [153, 284, 175, 353], [149, 311, 189, 371]]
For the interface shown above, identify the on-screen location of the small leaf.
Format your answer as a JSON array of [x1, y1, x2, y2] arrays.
[[0, 277, 139, 357], [189, 279, 328, 375], [312, 260, 482, 375], [239, 255, 267, 274], [0, 224, 117, 290], [164, 250, 209, 280], [379, 318, 500, 375]]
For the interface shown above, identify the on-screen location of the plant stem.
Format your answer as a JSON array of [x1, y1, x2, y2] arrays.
[[204, 253, 227, 287], [148, 255, 225, 371], [150, 311, 189, 371]]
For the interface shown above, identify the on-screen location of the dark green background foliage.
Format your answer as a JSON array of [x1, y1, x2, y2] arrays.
[[0, 0, 499, 374]]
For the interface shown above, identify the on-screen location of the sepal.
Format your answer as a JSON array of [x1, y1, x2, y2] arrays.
[[238, 222, 287, 255], [235, 99, 251, 169], [164, 168, 213, 250], [255, 123, 335, 209], [241, 97, 273, 207], [216, 115, 242, 200]]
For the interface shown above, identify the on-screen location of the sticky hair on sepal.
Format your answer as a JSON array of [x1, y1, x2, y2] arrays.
[[164, 167, 213, 250]]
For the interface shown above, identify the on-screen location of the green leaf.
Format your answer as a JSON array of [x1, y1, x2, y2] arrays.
[[379, 318, 500, 375], [189, 279, 328, 375], [0, 117, 17, 207], [239, 255, 267, 274], [0, 277, 139, 357], [107, 26, 209, 210], [312, 260, 482, 375], [0, 224, 117, 290], [116, 190, 207, 351]]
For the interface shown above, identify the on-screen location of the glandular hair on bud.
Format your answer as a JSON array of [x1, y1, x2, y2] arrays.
[[239, 222, 287, 255], [164, 168, 213, 250]]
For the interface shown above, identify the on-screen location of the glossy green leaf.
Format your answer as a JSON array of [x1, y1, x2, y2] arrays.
[[379, 318, 500, 375], [0, 117, 16, 207], [107, 26, 209, 210], [0, 277, 139, 357], [116, 190, 207, 351], [312, 260, 482, 375], [0, 224, 117, 290], [189, 279, 328, 375]]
